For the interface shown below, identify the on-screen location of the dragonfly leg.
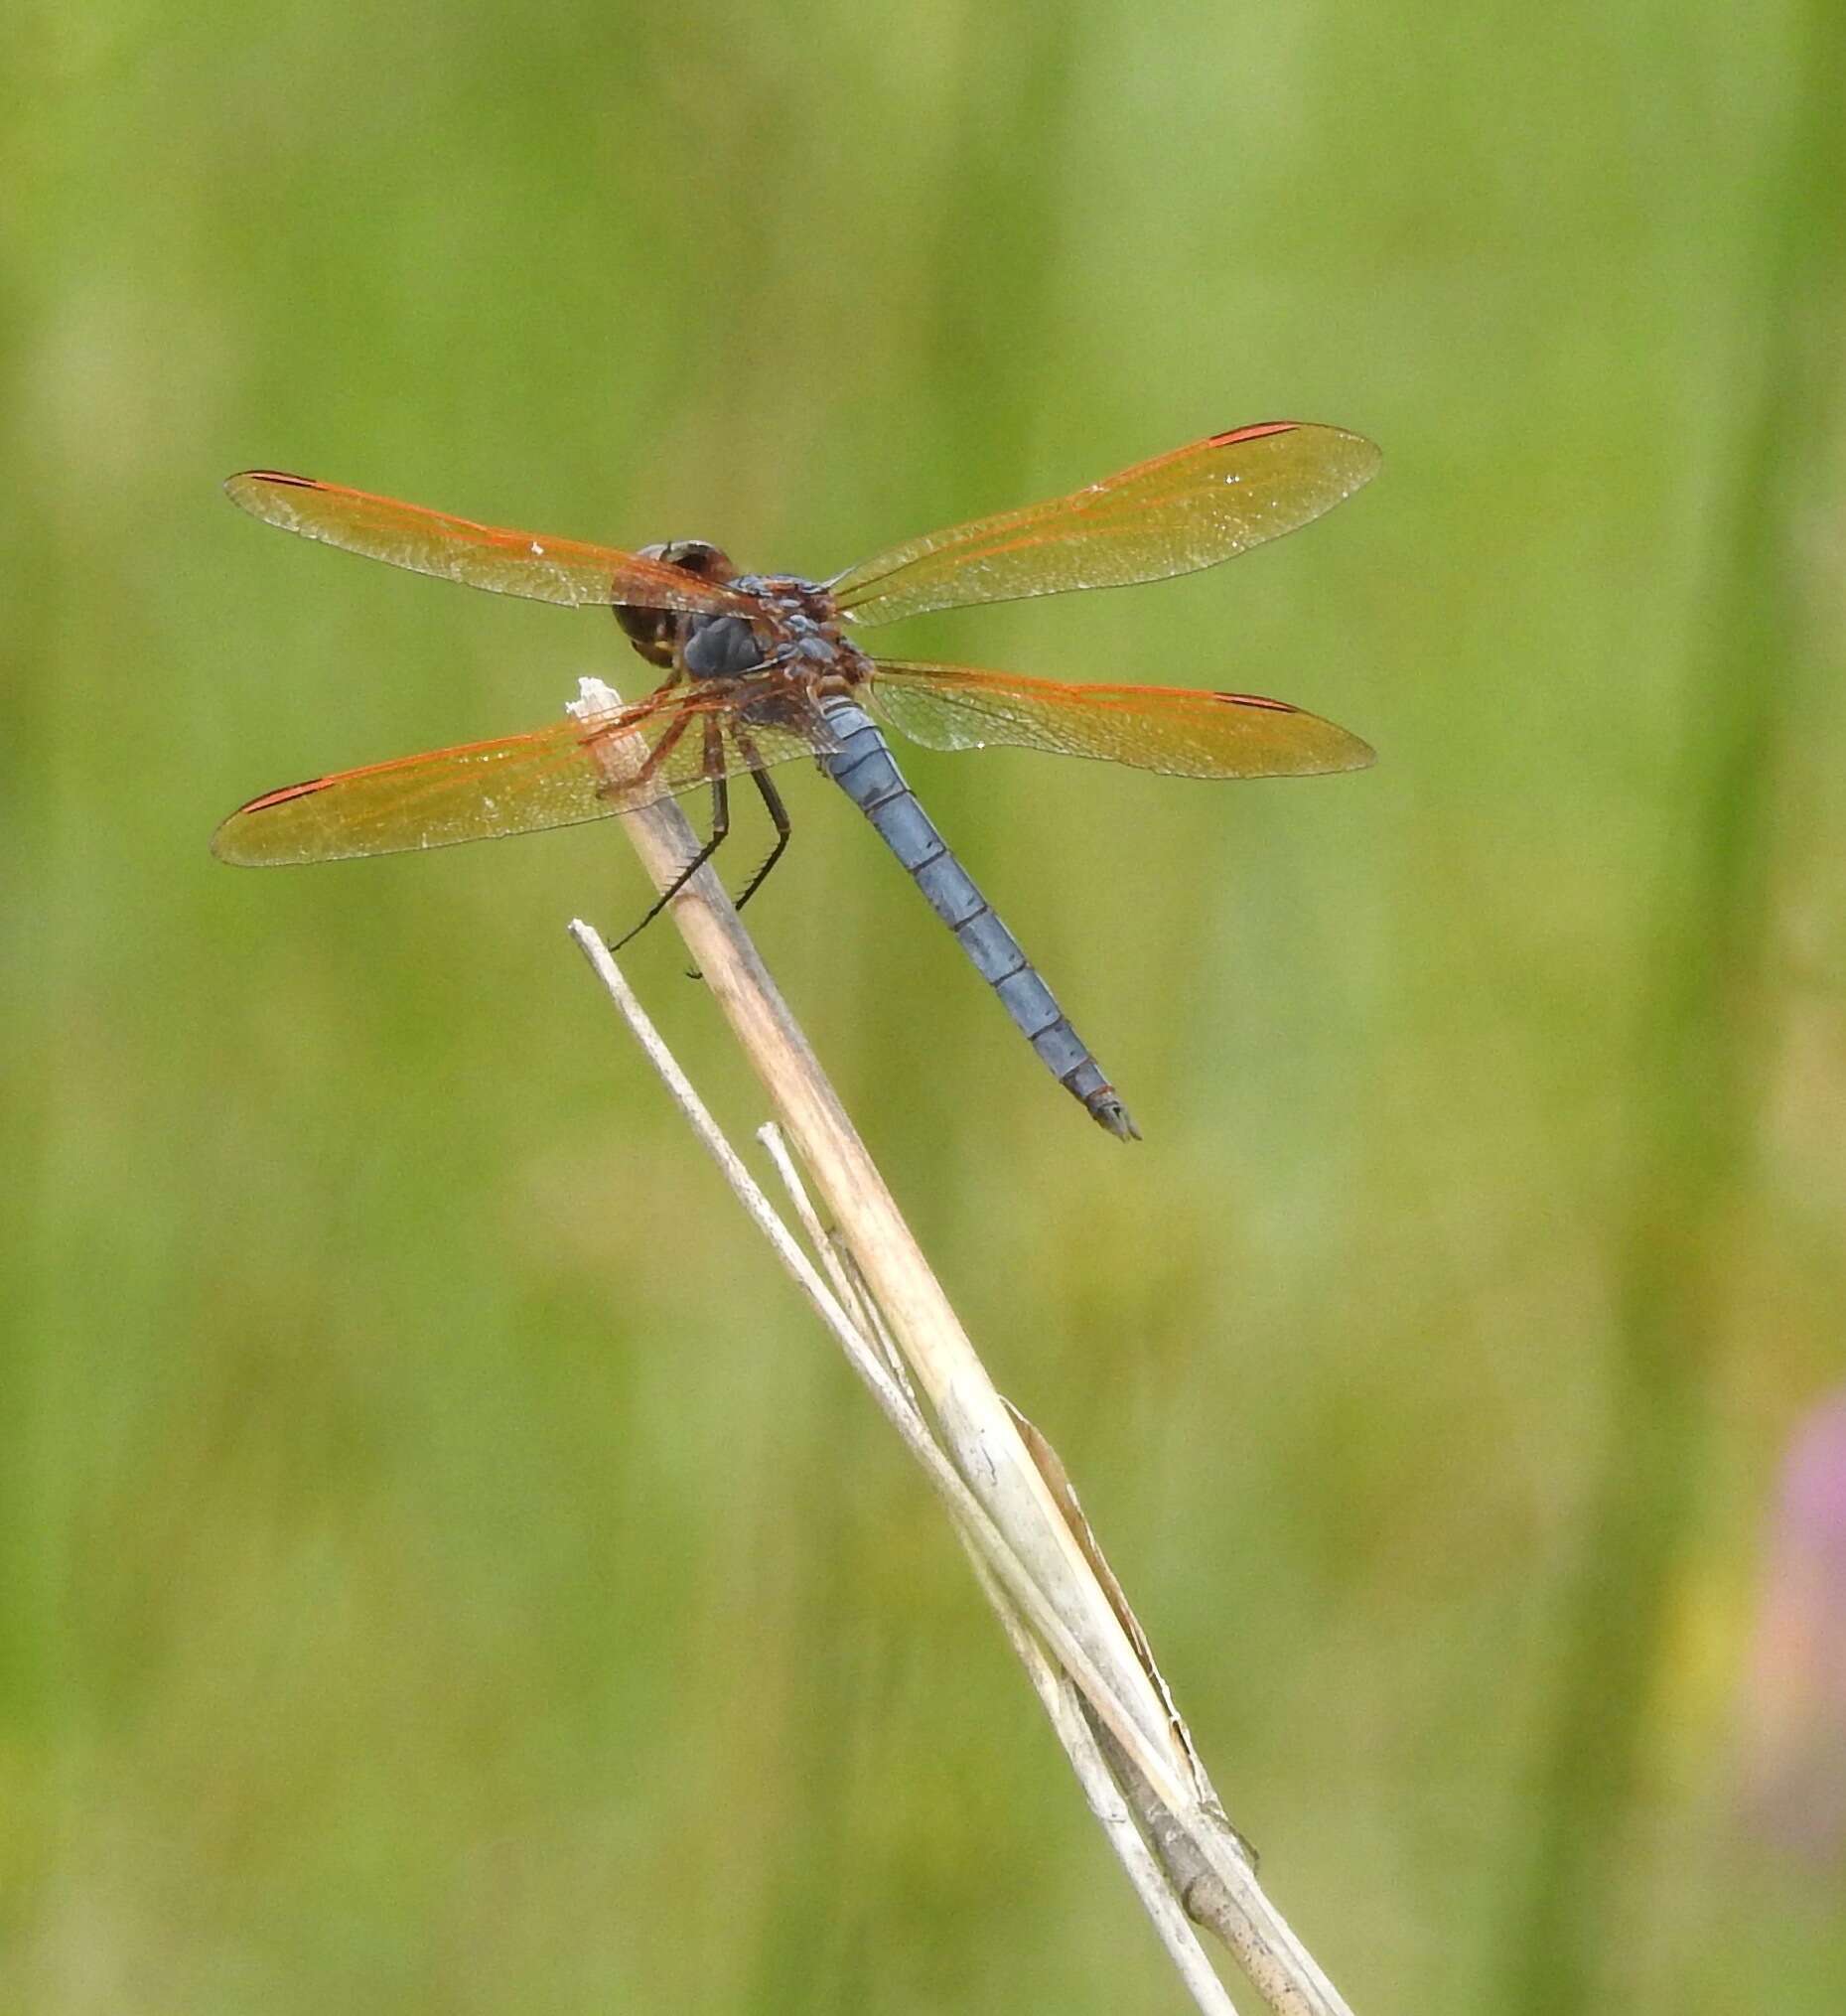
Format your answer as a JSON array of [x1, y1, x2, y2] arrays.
[[730, 761, 792, 918], [607, 722, 731, 953], [677, 761, 792, 981]]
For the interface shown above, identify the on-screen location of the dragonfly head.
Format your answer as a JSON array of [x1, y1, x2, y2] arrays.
[[615, 539, 738, 667]]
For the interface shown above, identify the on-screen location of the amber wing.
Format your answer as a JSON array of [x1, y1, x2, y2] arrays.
[[211, 687, 841, 866], [831, 422, 1379, 628], [867, 660, 1373, 778], [225, 472, 750, 615]]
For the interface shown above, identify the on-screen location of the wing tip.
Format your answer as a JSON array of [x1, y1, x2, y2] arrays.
[[1206, 419, 1383, 490], [210, 774, 333, 865], [209, 817, 257, 865], [1207, 419, 1302, 447], [1213, 692, 1377, 772], [224, 469, 319, 521], [1305, 715, 1378, 772]]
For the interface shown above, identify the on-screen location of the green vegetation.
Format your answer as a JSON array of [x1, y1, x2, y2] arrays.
[[5, 4, 1842, 2010]]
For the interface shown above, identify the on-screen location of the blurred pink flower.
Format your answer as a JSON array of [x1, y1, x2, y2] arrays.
[[1739, 1393, 1846, 1862]]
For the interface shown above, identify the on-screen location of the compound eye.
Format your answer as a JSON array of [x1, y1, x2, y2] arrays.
[[654, 539, 735, 583], [617, 541, 741, 665]]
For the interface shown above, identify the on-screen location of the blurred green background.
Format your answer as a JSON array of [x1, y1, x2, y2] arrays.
[[6, 3, 1844, 2010]]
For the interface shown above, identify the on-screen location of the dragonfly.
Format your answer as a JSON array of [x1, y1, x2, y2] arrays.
[[213, 421, 1380, 1139]]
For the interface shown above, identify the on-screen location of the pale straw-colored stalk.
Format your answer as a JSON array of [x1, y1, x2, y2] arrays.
[[566, 677, 1356, 2016]]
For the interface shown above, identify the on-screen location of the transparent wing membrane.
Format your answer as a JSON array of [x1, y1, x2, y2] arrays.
[[224, 472, 749, 615], [211, 687, 838, 866], [868, 660, 1374, 778], [832, 422, 1379, 628]]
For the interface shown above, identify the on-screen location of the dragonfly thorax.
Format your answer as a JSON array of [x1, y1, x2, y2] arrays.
[[615, 545, 873, 695], [682, 613, 762, 679], [739, 576, 873, 693]]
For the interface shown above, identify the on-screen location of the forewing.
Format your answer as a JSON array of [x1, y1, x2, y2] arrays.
[[212, 687, 837, 866], [225, 471, 749, 615], [832, 422, 1379, 628], [868, 660, 1374, 779]]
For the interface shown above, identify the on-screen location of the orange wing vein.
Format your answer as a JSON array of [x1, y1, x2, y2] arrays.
[[224, 472, 751, 615], [831, 422, 1379, 628], [211, 687, 840, 866], [867, 660, 1373, 778]]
